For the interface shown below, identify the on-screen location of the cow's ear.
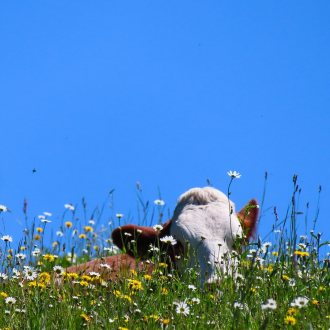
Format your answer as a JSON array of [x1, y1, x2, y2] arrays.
[[111, 225, 159, 258], [237, 199, 259, 239]]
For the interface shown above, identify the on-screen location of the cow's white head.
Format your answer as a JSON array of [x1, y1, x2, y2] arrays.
[[170, 187, 258, 284]]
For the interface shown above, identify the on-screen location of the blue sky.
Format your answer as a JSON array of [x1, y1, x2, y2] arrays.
[[0, 1, 329, 246]]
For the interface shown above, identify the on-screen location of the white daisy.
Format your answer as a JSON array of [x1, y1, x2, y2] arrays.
[[53, 265, 65, 276], [115, 213, 124, 219], [0, 204, 8, 212], [175, 301, 190, 316], [154, 199, 165, 206], [261, 298, 277, 310], [227, 170, 241, 179], [64, 203, 75, 211], [153, 224, 163, 231], [1, 235, 13, 243], [160, 235, 177, 246], [5, 297, 16, 305], [291, 297, 309, 308]]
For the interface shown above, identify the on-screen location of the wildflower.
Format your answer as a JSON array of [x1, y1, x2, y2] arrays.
[[84, 226, 93, 233], [233, 302, 246, 310], [5, 297, 16, 305], [79, 280, 89, 287], [65, 221, 73, 228], [79, 233, 86, 239], [291, 297, 309, 308], [80, 313, 90, 322], [153, 224, 163, 231], [39, 272, 51, 284], [15, 253, 26, 260], [294, 250, 309, 257], [311, 299, 319, 306], [64, 203, 75, 211], [0, 292, 8, 298], [227, 170, 241, 179], [261, 299, 277, 310], [53, 266, 65, 276], [272, 251, 279, 257], [43, 254, 57, 262], [188, 284, 197, 291], [160, 235, 177, 245], [162, 319, 170, 325], [191, 297, 200, 304], [0, 273, 8, 280], [175, 301, 190, 316], [154, 199, 165, 206], [36, 227, 43, 233], [127, 279, 143, 291], [41, 219, 51, 223], [34, 234, 41, 241], [116, 213, 124, 219], [99, 263, 111, 270], [56, 231, 64, 237], [143, 274, 152, 281], [284, 315, 297, 325], [89, 271, 100, 278], [161, 287, 168, 295], [282, 274, 290, 281], [148, 244, 160, 252], [89, 219, 95, 225], [1, 235, 13, 243], [23, 267, 38, 281], [0, 204, 8, 212]]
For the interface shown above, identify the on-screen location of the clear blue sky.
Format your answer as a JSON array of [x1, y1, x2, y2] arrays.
[[0, 1, 329, 246]]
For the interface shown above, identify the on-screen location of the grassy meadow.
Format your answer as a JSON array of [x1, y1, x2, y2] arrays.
[[0, 175, 329, 329]]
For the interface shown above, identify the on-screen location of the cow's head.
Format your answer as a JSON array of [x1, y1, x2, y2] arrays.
[[111, 187, 258, 285]]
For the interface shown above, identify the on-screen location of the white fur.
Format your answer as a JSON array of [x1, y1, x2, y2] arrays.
[[170, 187, 242, 285]]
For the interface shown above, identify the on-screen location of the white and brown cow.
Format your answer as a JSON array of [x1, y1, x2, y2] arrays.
[[66, 187, 258, 285]]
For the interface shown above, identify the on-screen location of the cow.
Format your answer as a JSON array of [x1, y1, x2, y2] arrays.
[[66, 187, 258, 285]]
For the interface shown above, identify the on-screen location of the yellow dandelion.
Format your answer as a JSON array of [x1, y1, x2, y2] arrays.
[[250, 287, 257, 294], [65, 272, 79, 280], [65, 221, 73, 228], [118, 327, 128, 330], [43, 254, 56, 262], [79, 280, 89, 287], [272, 251, 279, 256], [161, 287, 169, 295], [0, 292, 8, 299], [80, 313, 90, 322], [34, 234, 41, 241], [84, 226, 93, 233], [80, 275, 92, 282], [162, 319, 170, 325], [79, 233, 86, 239], [143, 274, 152, 281], [282, 274, 290, 281], [113, 290, 121, 297], [294, 250, 309, 257], [284, 316, 297, 325], [311, 299, 319, 306], [36, 227, 43, 233], [39, 272, 51, 284], [130, 269, 137, 277], [158, 262, 168, 268], [93, 245, 99, 251], [122, 295, 132, 303], [287, 307, 298, 316], [127, 279, 143, 291]]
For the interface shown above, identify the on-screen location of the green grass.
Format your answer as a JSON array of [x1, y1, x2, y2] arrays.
[[0, 177, 329, 329]]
